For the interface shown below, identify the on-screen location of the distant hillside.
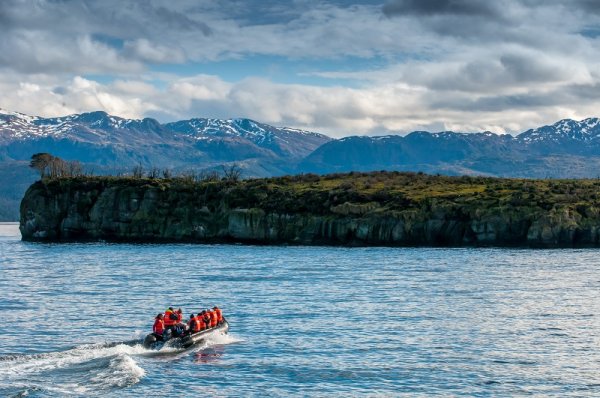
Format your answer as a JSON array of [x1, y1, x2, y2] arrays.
[[300, 118, 600, 178], [20, 171, 600, 247], [0, 109, 330, 167]]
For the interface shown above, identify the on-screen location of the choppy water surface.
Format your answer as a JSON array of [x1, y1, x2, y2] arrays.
[[2, 223, 600, 396]]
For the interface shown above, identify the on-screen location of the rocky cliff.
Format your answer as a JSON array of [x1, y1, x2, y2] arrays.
[[19, 173, 600, 247]]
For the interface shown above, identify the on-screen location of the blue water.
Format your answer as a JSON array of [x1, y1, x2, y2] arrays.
[[2, 223, 600, 396]]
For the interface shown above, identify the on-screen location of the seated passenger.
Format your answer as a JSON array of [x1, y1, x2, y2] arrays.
[[213, 306, 223, 324], [209, 309, 217, 328], [202, 310, 211, 329], [188, 314, 202, 334], [187, 314, 195, 331], [153, 313, 165, 340], [175, 308, 186, 333], [195, 313, 206, 331], [164, 307, 178, 330]]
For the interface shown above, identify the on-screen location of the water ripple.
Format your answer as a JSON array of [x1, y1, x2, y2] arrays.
[[1, 224, 600, 396]]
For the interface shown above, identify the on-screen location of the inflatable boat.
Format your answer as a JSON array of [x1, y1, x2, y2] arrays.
[[143, 319, 229, 349]]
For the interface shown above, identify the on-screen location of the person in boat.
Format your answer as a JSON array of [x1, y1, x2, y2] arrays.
[[213, 306, 223, 325], [175, 308, 186, 334], [188, 313, 202, 335], [164, 307, 180, 335], [208, 308, 217, 328], [152, 313, 165, 340], [184, 314, 194, 336], [201, 310, 211, 330], [194, 313, 205, 332], [205, 309, 215, 328]]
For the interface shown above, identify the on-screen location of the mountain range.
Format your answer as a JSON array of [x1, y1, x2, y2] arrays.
[[301, 118, 600, 177], [2, 107, 600, 220]]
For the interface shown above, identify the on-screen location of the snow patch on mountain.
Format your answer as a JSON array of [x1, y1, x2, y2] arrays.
[[165, 117, 326, 148], [519, 118, 600, 143], [0, 109, 332, 160]]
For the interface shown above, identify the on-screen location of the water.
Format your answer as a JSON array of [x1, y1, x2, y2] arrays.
[[1, 223, 600, 396]]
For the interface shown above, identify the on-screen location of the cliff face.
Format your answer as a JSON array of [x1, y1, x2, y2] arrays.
[[19, 175, 600, 247]]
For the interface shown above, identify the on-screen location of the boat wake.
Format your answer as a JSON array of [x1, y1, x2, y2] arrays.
[[0, 333, 240, 396]]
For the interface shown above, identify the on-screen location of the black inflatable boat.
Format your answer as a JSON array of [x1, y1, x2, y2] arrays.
[[143, 319, 229, 349]]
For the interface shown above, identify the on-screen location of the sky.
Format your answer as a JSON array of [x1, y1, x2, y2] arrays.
[[1, 0, 600, 137]]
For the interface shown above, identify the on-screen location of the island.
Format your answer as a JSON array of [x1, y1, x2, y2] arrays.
[[19, 171, 600, 247]]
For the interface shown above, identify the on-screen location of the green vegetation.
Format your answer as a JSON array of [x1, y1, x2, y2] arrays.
[[39, 170, 600, 217], [22, 170, 600, 246]]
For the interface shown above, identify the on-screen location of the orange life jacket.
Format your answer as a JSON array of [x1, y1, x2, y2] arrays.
[[214, 308, 223, 323], [153, 318, 165, 335], [209, 310, 217, 327], [176, 312, 183, 323], [202, 313, 211, 328], [195, 315, 205, 331], [189, 317, 201, 333], [164, 310, 177, 326]]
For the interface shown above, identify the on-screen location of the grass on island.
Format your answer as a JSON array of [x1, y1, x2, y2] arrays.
[[38, 171, 600, 217]]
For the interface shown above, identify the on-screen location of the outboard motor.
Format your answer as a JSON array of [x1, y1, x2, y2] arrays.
[[143, 334, 157, 348]]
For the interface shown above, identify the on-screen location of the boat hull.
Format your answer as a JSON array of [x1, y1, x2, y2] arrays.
[[143, 319, 229, 349]]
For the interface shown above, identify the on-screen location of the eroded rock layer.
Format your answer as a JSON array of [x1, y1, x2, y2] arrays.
[[19, 173, 600, 247]]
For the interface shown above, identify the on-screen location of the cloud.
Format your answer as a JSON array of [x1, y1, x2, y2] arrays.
[[0, 0, 422, 73], [150, 6, 212, 35], [382, 0, 502, 17], [123, 39, 186, 63], [1, 0, 600, 138], [564, 0, 600, 14], [1, 68, 597, 139]]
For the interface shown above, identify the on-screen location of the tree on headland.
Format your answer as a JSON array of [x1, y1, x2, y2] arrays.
[[29, 153, 54, 178], [29, 153, 84, 179]]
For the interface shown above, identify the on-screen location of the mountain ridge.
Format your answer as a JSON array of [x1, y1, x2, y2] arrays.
[[300, 117, 600, 177]]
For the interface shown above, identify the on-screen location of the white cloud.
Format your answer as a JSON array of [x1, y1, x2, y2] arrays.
[[2, 1, 600, 137], [2, 71, 600, 138], [123, 39, 186, 63], [112, 80, 159, 96]]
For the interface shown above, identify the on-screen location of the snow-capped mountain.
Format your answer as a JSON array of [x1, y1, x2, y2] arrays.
[[165, 118, 330, 159], [0, 109, 169, 145], [0, 109, 331, 162], [300, 117, 600, 177], [518, 118, 600, 143]]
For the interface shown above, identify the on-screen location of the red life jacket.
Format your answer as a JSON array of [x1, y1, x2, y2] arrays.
[[195, 316, 205, 331], [164, 310, 177, 326], [189, 317, 201, 333], [176, 312, 183, 323], [192, 317, 202, 332], [202, 313, 211, 328], [214, 308, 223, 322], [209, 311, 217, 327], [153, 319, 165, 335]]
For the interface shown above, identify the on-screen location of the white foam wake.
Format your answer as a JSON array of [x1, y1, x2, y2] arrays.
[[204, 331, 244, 346], [0, 342, 150, 395], [0, 332, 242, 395], [89, 353, 145, 389], [0, 343, 147, 377]]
